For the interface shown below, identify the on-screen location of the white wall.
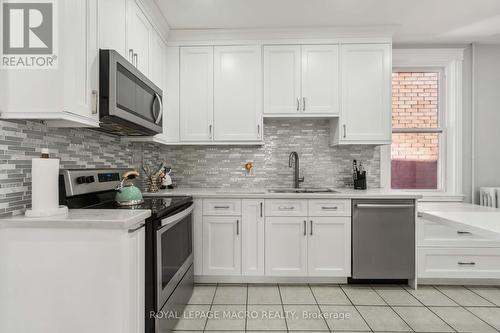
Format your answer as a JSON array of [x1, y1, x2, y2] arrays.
[[473, 44, 500, 203]]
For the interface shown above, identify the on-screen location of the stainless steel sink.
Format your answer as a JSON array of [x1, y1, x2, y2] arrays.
[[267, 188, 338, 194]]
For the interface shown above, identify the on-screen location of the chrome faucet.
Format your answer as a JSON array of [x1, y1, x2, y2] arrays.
[[288, 151, 304, 188]]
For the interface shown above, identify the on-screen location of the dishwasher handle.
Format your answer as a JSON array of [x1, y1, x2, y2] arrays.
[[355, 203, 414, 209]]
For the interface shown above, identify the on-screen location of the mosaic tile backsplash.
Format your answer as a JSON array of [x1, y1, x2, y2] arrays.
[[141, 119, 380, 190], [0, 119, 380, 217]]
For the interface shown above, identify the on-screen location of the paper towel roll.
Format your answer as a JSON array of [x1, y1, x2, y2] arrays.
[[25, 158, 68, 217]]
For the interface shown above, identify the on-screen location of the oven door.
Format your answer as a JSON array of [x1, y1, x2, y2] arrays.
[[156, 204, 193, 310]]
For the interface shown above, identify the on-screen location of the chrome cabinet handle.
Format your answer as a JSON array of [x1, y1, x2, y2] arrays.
[[260, 202, 263, 217], [129, 49, 134, 63], [209, 124, 213, 139], [236, 219, 239, 235], [458, 261, 476, 265], [279, 206, 295, 210], [133, 53, 138, 67], [302, 97, 306, 111], [303, 220, 306, 236], [457, 231, 472, 235], [310, 220, 313, 235], [343, 124, 346, 138], [91, 90, 98, 114], [214, 205, 230, 209], [297, 97, 300, 111], [321, 206, 338, 210], [153, 93, 163, 124], [257, 124, 260, 137]]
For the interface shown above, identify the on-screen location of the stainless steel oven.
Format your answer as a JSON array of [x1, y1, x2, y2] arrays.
[[99, 49, 163, 136], [156, 203, 194, 310]]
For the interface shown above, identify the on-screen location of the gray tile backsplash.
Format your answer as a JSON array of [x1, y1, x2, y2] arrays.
[[141, 119, 380, 190], [0, 118, 379, 217]]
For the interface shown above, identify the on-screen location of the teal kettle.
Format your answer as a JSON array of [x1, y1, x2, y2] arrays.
[[115, 170, 144, 206]]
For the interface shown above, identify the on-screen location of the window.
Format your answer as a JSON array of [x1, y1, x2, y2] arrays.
[[391, 71, 443, 190], [381, 48, 464, 198]]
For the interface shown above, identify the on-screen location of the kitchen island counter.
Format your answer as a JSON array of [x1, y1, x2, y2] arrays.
[[0, 209, 151, 229]]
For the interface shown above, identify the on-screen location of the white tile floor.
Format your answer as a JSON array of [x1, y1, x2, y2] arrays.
[[171, 284, 500, 332]]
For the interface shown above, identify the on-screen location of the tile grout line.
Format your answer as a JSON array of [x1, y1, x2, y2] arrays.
[[371, 286, 416, 333], [244, 283, 248, 332], [339, 285, 374, 333], [307, 283, 332, 332], [202, 283, 218, 332], [277, 284, 290, 333], [402, 286, 457, 333], [432, 285, 500, 333], [464, 285, 499, 307]]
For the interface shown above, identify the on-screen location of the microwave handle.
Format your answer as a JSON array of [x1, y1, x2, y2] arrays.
[[153, 93, 163, 125]]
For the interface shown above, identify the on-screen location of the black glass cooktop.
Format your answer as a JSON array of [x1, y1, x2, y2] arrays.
[[83, 196, 192, 219]]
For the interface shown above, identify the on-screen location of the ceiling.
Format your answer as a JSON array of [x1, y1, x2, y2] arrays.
[[155, 0, 500, 43]]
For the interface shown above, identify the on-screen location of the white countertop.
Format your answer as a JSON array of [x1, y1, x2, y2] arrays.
[[143, 187, 423, 199], [419, 202, 500, 241], [0, 209, 151, 230]]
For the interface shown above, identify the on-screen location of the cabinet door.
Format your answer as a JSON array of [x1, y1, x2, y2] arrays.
[[341, 44, 391, 142], [263, 45, 301, 114], [213, 46, 262, 141], [63, 0, 99, 121], [150, 31, 165, 90], [265, 217, 308, 276], [308, 217, 351, 277], [202, 216, 241, 275], [242, 200, 265, 276], [180, 47, 214, 141], [98, 0, 127, 58], [301, 45, 340, 114], [128, 1, 151, 75]]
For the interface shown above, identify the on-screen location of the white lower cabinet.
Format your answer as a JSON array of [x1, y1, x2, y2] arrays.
[[265, 217, 308, 276], [417, 217, 500, 280], [308, 217, 351, 277], [202, 216, 241, 275], [242, 200, 265, 276]]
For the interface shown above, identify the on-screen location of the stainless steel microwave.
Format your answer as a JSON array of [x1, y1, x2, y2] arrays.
[[99, 49, 163, 136]]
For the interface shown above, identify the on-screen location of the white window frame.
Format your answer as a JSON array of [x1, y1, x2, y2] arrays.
[[381, 48, 464, 201]]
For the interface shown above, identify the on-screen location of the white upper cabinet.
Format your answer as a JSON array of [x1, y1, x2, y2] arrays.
[[0, 0, 99, 127], [263, 46, 302, 114], [127, 0, 151, 76], [150, 31, 166, 90], [179, 47, 214, 142], [338, 43, 391, 144], [98, 0, 127, 58], [214, 46, 263, 141], [301, 45, 340, 114], [263, 44, 339, 116]]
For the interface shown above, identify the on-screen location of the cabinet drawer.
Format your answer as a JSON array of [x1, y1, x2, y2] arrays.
[[418, 247, 500, 279], [203, 199, 241, 216], [417, 219, 500, 248], [265, 199, 307, 216], [308, 200, 351, 217]]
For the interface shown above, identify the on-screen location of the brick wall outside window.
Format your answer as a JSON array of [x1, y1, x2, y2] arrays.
[[391, 72, 440, 189]]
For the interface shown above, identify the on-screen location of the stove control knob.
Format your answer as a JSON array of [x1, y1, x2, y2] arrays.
[[76, 176, 86, 184], [85, 176, 95, 184]]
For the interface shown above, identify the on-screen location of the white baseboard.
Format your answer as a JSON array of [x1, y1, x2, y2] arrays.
[[195, 276, 348, 284]]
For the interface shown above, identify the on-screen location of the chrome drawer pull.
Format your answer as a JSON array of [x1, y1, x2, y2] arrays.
[[457, 231, 472, 235], [279, 206, 295, 210], [214, 205, 230, 209], [321, 206, 338, 210], [303, 220, 306, 236], [458, 261, 476, 265]]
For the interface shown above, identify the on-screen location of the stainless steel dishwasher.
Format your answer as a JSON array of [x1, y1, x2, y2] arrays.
[[352, 199, 415, 280]]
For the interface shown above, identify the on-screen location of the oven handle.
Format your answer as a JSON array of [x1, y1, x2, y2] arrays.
[[159, 204, 194, 229]]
